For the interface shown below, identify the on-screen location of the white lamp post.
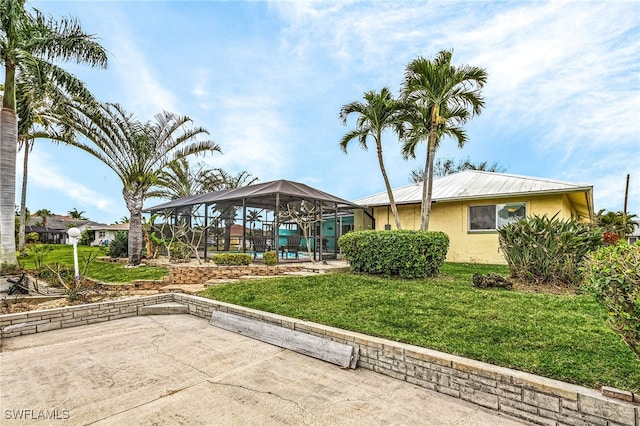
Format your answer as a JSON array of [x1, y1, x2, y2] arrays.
[[67, 227, 81, 282]]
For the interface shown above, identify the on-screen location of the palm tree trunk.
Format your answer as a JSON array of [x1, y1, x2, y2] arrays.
[[420, 129, 438, 231], [18, 139, 31, 255], [0, 107, 18, 266], [376, 137, 402, 230], [123, 187, 144, 266]]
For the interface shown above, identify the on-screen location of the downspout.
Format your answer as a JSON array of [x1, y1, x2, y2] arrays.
[[242, 198, 247, 253]]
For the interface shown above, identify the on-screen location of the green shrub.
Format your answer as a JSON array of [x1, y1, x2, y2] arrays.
[[78, 230, 93, 246], [169, 241, 191, 262], [211, 253, 252, 266], [338, 230, 449, 278], [583, 242, 640, 359], [498, 214, 602, 285], [25, 232, 39, 244], [107, 231, 129, 258], [263, 251, 278, 266]]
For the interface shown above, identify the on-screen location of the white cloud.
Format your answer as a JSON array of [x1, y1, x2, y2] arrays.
[[28, 153, 115, 213]]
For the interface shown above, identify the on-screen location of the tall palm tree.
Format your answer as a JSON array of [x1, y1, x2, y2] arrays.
[[339, 87, 403, 229], [59, 102, 220, 265], [33, 208, 53, 226], [401, 50, 487, 230], [67, 208, 87, 220], [0, 0, 107, 265], [246, 209, 262, 236], [146, 158, 213, 201]]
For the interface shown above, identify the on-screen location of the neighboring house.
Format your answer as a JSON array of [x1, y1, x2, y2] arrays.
[[354, 170, 594, 264], [25, 215, 101, 244], [85, 223, 130, 246]]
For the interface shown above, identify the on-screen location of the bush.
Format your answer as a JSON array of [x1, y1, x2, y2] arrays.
[[78, 230, 93, 246], [107, 231, 129, 258], [169, 241, 191, 262], [338, 230, 449, 278], [583, 243, 640, 359], [211, 253, 252, 266], [498, 214, 602, 285], [263, 251, 278, 266]]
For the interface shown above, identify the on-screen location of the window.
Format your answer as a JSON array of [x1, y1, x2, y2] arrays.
[[98, 231, 106, 238], [469, 203, 526, 231]]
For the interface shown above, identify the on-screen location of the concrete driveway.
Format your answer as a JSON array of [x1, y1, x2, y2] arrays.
[[0, 315, 527, 425]]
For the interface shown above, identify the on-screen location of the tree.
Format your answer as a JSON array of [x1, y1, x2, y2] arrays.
[[400, 50, 487, 230], [409, 156, 507, 183], [201, 169, 258, 251], [146, 158, 213, 201], [0, 0, 107, 266], [68, 208, 87, 220], [59, 102, 220, 266], [33, 208, 53, 226], [246, 209, 262, 236], [595, 209, 638, 239], [339, 87, 403, 229]]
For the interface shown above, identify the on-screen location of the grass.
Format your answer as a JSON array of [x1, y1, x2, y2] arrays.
[[200, 262, 640, 392], [18, 244, 169, 283]]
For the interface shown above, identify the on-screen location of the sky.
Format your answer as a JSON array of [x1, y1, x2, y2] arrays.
[[20, 0, 640, 224]]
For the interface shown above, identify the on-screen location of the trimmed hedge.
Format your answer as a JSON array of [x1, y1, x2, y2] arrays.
[[338, 230, 449, 278], [211, 253, 252, 266], [263, 251, 278, 266]]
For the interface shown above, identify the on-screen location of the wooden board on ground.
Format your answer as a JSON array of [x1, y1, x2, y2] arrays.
[[210, 311, 358, 369]]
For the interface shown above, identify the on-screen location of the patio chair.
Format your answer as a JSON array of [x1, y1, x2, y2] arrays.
[[251, 235, 269, 259], [281, 235, 302, 259]]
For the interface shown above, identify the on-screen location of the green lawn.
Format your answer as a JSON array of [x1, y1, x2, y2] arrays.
[[19, 245, 169, 283], [200, 263, 640, 392]]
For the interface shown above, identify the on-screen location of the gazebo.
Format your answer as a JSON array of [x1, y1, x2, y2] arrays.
[[145, 179, 362, 260]]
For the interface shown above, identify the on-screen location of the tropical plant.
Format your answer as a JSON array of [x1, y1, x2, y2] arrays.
[[0, 0, 107, 267], [201, 169, 258, 251], [498, 214, 603, 286], [58, 102, 220, 265], [400, 50, 487, 230], [68, 208, 87, 220], [33, 208, 53, 226], [146, 158, 213, 201], [107, 231, 128, 258], [410, 156, 507, 183], [339, 87, 403, 229], [594, 209, 638, 239], [583, 242, 640, 359], [246, 209, 262, 236]]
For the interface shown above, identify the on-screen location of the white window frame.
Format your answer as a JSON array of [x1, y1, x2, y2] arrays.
[[468, 202, 526, 232]]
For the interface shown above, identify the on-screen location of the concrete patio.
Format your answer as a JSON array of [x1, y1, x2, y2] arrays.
[[0, 314, 528, 425]]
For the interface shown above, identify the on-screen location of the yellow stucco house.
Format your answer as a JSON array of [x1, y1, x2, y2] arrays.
[[353, 170, 594, 264]]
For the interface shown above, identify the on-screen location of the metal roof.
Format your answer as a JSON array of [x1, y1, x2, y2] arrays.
[[355, 170, 593, 206], [145, 179, 360, 212]]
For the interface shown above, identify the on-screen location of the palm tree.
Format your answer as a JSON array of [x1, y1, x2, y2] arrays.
[[68, 208, 87, 220], [246, 209, 262, 236], [201, 169, 258, 251], [146, 158, 213, 201], [59, 102, 220, 265], [339, 87, 403, 229], [595, 209, 638, 238], [0, 0, 107, 266], [400, 50, 487, 230], [409, 156, 507, 183], [33, 208, 53, 227]]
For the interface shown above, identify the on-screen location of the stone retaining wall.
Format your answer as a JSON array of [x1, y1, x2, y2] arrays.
[[168, 264, 302, 284], [1, 293, 637, 425]]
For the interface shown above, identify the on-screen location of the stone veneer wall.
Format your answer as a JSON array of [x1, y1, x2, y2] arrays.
[[168, 265, 302, 284], [1, 293, 638, 426]]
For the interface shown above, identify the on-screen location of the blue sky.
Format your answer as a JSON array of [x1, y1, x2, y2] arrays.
[[22, 0, 640, 224]]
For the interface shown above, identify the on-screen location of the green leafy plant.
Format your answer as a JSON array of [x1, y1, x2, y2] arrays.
[[263, 251, 278, 266], [169, 241, 191, 262], [107, 231, 129, 258], [583, 242, 640, 359], [211, 253, 252, 266], [78, 230, 94, 246], [498, 214, 602, 285], [338, 230, 449, 278]]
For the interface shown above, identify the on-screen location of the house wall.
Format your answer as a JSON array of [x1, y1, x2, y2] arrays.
[[362, 193, 582, 264]]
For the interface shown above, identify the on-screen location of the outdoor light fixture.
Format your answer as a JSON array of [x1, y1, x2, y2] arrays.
[[67, 227, 81, 282]]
